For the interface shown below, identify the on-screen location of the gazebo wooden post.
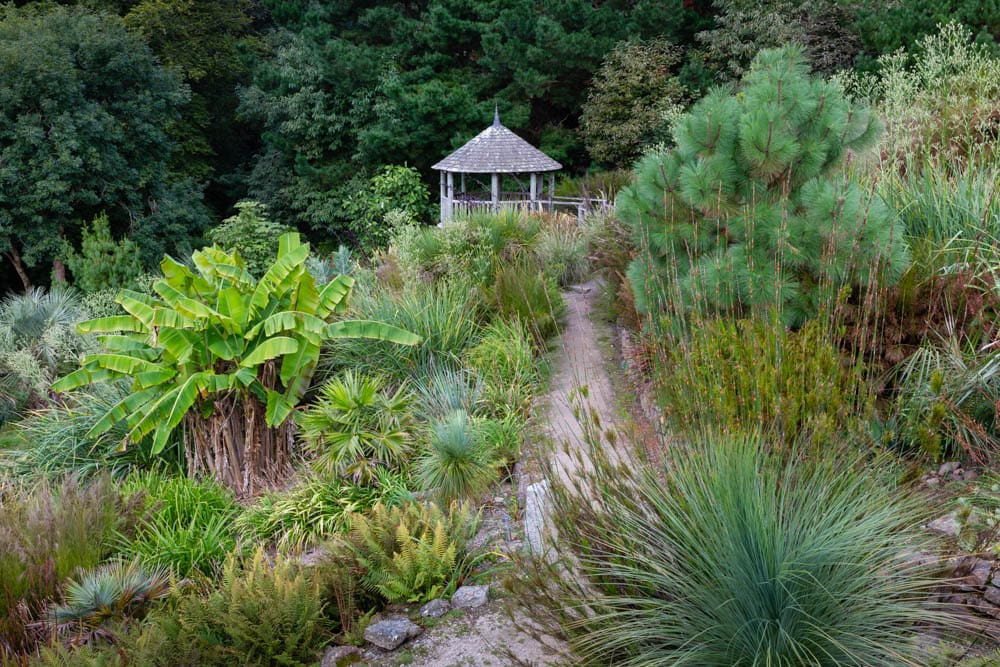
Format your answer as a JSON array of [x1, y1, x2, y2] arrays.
[[439, 172, 447, 224], [446, 171, 455, 221], [461, 173, 466, 195], [548, 173, 555, 212], [529, 172, 538, 213], [491, 173, 499, 212]]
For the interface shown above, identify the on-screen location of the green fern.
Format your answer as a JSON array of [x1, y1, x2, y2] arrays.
[[343, 501, 477, 604]]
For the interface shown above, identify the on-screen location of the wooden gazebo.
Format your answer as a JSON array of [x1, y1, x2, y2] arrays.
[[432, 108, 562, 224]]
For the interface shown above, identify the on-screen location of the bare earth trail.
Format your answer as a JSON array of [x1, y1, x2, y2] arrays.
[[363, 281, 620, 667]]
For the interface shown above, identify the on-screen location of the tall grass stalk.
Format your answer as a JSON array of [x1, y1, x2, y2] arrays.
[[511, 430, 958, 666]]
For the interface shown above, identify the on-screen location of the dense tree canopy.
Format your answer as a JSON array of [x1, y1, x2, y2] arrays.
[[0, 4, 205, 288]]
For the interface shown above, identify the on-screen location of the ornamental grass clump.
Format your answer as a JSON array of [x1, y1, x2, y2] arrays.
[[513, 431, 954, 666]]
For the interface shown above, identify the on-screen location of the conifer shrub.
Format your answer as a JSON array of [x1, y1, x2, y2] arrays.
[[63, 213, 143, 294], [653, 317, 872, 447], [330, 501, 479, 604], [117, 472, 239, 577], [618, 46, 909, 327]]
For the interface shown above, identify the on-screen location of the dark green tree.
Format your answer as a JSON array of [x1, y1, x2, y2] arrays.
[[581, 39, 687, 167], [124, 0, 264, 192], [697, 0, 861, 80], [205, 201, 292, 277], [244, 0, 712, 236], [618, 46, 909, 326], [0, 5, 200, 289]]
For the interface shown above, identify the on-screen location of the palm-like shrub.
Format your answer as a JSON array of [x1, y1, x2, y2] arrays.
[[118, 471, 239, 577], [48, 560, 170, 646], [336, 501, 478, 604], [618, 46, 909, 326], [0, 287, 91, 417], [418, 410, 498, 503], [516, 432, 949, 666], [297, 370, 416, 484], [52, 233, 419, 495], [889, 337, 1000, 462]]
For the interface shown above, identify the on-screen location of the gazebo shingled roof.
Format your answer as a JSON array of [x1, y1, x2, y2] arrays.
[[431, 110, 562, 174]]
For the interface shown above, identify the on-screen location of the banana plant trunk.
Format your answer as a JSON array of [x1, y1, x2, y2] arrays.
[[184, 393, 295, 496]]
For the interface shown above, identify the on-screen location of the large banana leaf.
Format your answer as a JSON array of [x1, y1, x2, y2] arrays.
[[325, 320, 422, 346]]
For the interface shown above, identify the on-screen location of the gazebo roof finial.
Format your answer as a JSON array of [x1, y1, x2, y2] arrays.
[[493, 103, 501, 127]]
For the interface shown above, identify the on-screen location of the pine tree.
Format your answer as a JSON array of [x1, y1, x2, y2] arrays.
[[618, 46, 909, 326]]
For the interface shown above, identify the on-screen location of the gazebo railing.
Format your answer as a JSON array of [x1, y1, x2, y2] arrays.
[[449, 192, 610, 223]]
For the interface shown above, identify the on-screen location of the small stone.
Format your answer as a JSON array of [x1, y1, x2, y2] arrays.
[[322, 645, 361, 667], [363, 618, 422, 651], [924, 476, 941, 487], [419, 598, 451, 618], [965, 469, 979, 482], [939, 461, 960, 476], [450, 585, 489, 609], [927, 513, 960, 538], [960, 558, 994, 589], [985, 585, 1000, 606]]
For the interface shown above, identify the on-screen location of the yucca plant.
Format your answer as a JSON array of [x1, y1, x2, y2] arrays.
[[0, 286, 92, 416], [336, 501, 478, 604], [47, 560, 170, 646], [418, 410, 498, 503], [51, 233, 420, 495], [297, 370, 416, 484], [513, 431, 953, 666]]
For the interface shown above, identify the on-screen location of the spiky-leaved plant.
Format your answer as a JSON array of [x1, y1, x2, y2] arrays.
[[47, 560, 170, 646], [618, 45, 909, 326], [418, 410, 498, 503], [297, 370, 416, 484]]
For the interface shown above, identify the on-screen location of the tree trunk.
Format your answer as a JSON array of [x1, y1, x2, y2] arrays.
[[185, 393, 295, 497], [52, 258, 67, 284], [6, 247, 31, 290]]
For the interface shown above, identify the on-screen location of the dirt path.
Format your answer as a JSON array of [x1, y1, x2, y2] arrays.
[[362, 282, 620, 667], [542, 280, 621, 485]]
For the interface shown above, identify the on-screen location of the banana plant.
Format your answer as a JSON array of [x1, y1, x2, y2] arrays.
[[53, 233, 420, 494]]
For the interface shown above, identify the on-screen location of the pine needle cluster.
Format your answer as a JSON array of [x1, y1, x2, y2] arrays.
[[619, 45, 909, 326]]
